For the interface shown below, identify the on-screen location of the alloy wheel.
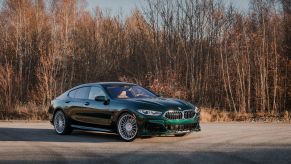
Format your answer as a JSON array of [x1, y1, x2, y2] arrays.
[[118, 113, 138, 141], [54, 111, 66, 134]]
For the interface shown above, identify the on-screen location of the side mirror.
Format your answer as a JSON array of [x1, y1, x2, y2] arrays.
[[95, 96, 108, 102]]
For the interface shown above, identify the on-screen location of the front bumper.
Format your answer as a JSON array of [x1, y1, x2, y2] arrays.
[[136, 113, 200, 136]]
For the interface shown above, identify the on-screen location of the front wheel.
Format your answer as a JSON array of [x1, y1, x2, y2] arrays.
[[53, 110, 72, 135], [117, 113, 138, 142]]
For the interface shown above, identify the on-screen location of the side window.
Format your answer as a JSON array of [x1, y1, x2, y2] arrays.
[[89, 87, 106, 100], [68, 89, 77, 98], [74, 87, 90, 99]]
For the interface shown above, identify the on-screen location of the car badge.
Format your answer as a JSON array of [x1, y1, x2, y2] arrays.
[[178, 107, 182, 110]]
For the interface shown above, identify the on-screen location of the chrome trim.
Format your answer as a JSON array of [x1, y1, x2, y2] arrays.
[[163, 109, 196, 120]]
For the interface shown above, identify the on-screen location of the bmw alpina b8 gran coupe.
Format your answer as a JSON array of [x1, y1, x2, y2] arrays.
[[48, 82, 200, 141]]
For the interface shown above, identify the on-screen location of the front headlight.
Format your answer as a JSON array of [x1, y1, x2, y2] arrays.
[[194, 106, 200, 113], [137, 109, 162, 116]]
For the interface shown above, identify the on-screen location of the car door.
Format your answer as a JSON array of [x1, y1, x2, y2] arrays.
[[80, 86, 112, 127], [66, 86, 91, 125]]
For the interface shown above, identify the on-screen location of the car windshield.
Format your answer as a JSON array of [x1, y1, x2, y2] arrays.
[[104, 85, 157, 99]]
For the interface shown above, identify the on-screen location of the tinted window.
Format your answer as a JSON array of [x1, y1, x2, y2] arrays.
[[104, 85, 157, 99], [89, 87, 106, 100], [68, 90, 76, 98], [74, 87, 90, 99]]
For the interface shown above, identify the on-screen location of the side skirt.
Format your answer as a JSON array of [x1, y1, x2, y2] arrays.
[[71, 124, 114, 133]]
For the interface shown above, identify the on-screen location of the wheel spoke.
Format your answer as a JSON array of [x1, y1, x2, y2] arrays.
[[118, 114, 138, 140], [54, 112, 65, 134]]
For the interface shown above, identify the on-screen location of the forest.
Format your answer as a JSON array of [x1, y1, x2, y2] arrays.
[[0, 0, 290, 121]]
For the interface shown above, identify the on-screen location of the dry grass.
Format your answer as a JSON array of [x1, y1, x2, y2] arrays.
[[0, 103, 48, 120], [200, 108, 291, 123]]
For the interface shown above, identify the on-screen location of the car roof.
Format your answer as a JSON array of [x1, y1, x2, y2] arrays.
[[96, 82, 136, 86], [72, 82, 136, 89]]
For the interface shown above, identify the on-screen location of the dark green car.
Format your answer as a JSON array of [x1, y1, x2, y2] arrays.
[[48, 82, 200, 141]]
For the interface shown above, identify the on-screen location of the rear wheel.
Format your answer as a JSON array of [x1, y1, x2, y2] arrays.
[[117, 113, 138, 141], [53, 110, 72, 135]]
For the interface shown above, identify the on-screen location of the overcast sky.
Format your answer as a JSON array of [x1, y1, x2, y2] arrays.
[[0, 0, 250, 16], [87, 0, 250, 16]]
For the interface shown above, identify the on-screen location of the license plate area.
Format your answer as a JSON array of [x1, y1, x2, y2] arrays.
[[175, 130, 190, 134], [167, 123, 197, 131]]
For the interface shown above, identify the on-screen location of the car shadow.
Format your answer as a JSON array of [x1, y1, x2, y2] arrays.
[[0, 127, 121, 143]]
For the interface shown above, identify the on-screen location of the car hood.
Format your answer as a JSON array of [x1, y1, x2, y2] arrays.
[[122, 97, 195, 111]]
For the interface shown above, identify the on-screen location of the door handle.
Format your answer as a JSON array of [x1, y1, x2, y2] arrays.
[[84, 102, 90, 106], [65, 101, 70, 103]]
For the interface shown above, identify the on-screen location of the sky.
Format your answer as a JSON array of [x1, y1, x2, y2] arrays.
[[86, 0, 250, 16], [0, 0, 250, 16]]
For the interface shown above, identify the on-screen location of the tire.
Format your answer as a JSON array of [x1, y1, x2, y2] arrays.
[[53, 110, 72, 135], [174, 133, 188, 137], [117, 113, 138, 142]]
